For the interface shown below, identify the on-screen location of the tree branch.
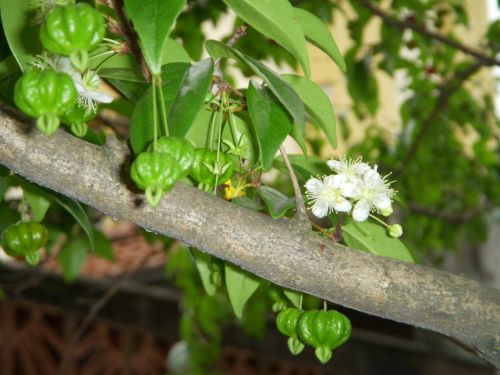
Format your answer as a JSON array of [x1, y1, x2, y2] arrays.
[[356, 0, 500, 67], [0, 104, 499, 367]]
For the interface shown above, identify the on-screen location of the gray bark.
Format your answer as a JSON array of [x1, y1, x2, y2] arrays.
[[0, 105, 499, 367]]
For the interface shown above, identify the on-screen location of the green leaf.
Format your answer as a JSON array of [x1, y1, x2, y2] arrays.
[[129, 62, 190, 153], [247, 81, 293, 171], [283, 289, 302, 309], [205, 40, 305, 130], [257, 186, 295, 218], [342, 222, 414, 263], [168, 58, 214, 138], [50, 193, 95, 253], [94, 230, 114, 261], [0, 55, 19, 81], [223, 0, 310, 76], [24, 188, 51, 222], [282, 73, 337, 149], [191, 248, 217, 297], [162, 37, 191, 64], [124, 0, 187, 75], [293, 8, 346, 72], [232, 196, 263, 211], [225, 263, 261, 319], [107, 79, 147, 102], [0, 0, 40, 71], [58, 237, 87, 283]]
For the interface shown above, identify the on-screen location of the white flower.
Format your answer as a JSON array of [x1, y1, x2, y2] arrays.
[[350, 168, 394, 222], [327, 155, 371, 184], [72, 70, 113, 112], [44, 56, 113, 112], [305, 175, 352, 218]]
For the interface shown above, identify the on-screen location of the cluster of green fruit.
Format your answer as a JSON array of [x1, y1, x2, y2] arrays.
[[131, 137, 234, 207], [14, 3, 105, 136], [1, 222, 48, 266], [276, 307, 351, 364]]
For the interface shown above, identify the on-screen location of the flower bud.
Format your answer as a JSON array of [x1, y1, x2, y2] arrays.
[[388, 224, 403, 238], [380, 207, 393, 217]]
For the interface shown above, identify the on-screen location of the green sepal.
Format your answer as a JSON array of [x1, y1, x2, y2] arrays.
[[314, 346, 332, 364], [287, 337, 305, 355], [37, 113, 60, 135], [25, 251, 41, 266]]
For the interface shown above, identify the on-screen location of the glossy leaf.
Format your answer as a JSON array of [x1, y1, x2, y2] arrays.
[[168, 58, 214, 137], [293, 8, 346, 72], [225, 263, 261, 319], [232, 197, 263, 211], [24, 188, 51, 222], [223, 0, 310, 76], [107, 79, 147, 102], [282, 74, 337, 149], [50, 193, 95, 253], [0, 55, 19, 81], [124, 0, 187, 75], [257, 186, 295, 218], [58, 237, 87, 283], [205, 40, 305, 130], [0, 0, 40, 71], [284, 289, 302, 309], [191, 248, 217, 296], [162, 37, 191, 64], [342, 222, 414, 263], [247, 81, 293, 171]]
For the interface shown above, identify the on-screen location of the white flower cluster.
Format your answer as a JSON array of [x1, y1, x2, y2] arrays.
[[305, 156, 394, 222]]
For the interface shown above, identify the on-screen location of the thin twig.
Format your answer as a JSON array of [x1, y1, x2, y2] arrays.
[[279, 145, 308, 224], [56, 249, 162, 375], [396, 61, 482, 176], [214, 24, 247, 70], [111, 0, 151, 81], [357, 0, 500, 67]]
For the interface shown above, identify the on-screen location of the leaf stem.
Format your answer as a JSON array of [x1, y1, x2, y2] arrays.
[[156, 75, 169, 136], [151, 80, 158, 152], [279, 145, 308, 224], [213, 94, 225, 193]]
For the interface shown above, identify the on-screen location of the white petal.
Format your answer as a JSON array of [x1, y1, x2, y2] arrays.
[[352, 200, 370, 222], [311, 201, 329, 218], [363, 169, 382, 185], [355, 163, 371, 175], [327, 160, 342, 172], [305, 177, 323, 194], [333, 198, 351, 213], [339, 181, 360, 199], [324, 174, 344, 188], [90, 90, 113, 103], [373, 194, 391, 210]]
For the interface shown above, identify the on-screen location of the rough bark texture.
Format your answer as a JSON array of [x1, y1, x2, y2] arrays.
[[0, 105, 499, 367]]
